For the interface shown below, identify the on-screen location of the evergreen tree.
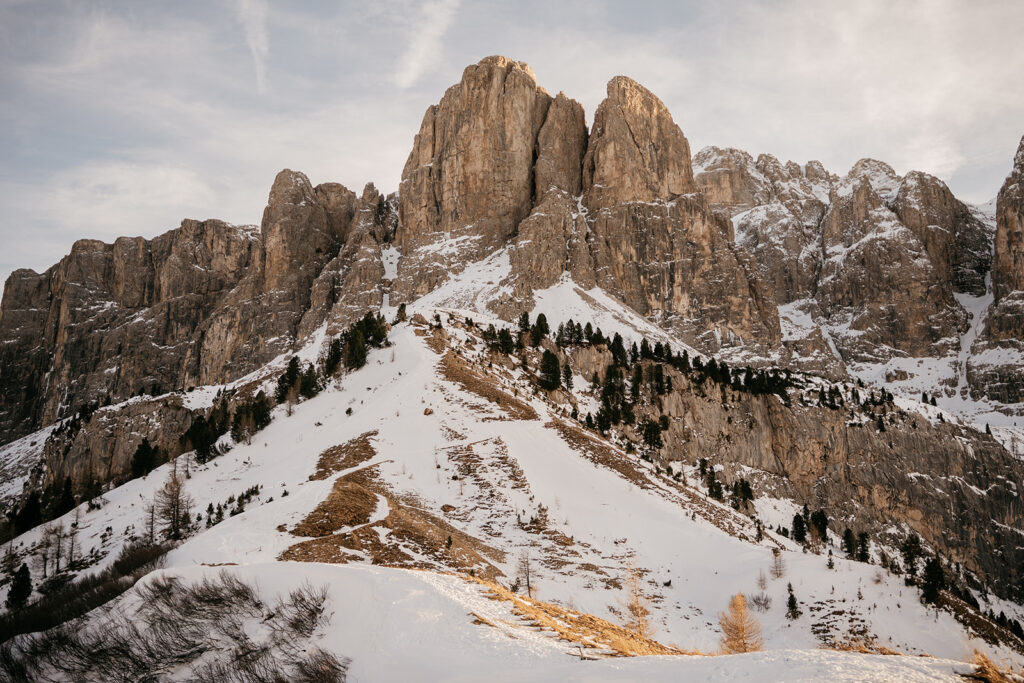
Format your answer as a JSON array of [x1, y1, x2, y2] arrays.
[[498, 328, 515, 354], [6, 563, 31, 609], [809, 509, 828, 541], [640, 338, 653, 360], [324, 338, 344, 376], [251, 391, 272, 431], [610, 334, 628, 366], [539, 350, 561, 390], [921, 556, 945, 604], [642, 419, 663, 449], [856, 532, 870, 563], [902, 533, 923, 577], [786, 583, 801, 619], [842, 528, 856, 557], [791, 514, 806, 543], [52, 476, 76, 517], [631, 364, 643, 403], [346, 328, 367, 369], [650, 364, 666, 395], [518, 312, 531, 334], [530, 313, 549, 346], [395, 302, 407, 322], [13, 491, 42, 535], [562, 363, 573, 389], [275, 356, 301, 403], [300, 363, 320, 399], [602, 365, 625, 405], [132, 438, 158, 478]]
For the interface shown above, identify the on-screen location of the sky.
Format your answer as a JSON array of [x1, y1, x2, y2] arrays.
[[1, 0, 1023, 291]]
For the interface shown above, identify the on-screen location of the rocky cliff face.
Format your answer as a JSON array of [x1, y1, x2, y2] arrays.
[[390, 59, 780, 357], [559, 346, 1024, 597], [971, 136, 1024, 403], [0, 172, 393, 446], [395, 56, 577, 299], [694, 146, 1004, 399]]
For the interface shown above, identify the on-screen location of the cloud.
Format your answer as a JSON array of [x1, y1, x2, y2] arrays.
[[232, 0, 269, 93], [392, 0, 459, 89], [2, 0, 1023, 293]]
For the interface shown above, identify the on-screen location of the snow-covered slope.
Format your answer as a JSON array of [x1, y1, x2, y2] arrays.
[[42, 561, 981, 682], [3, 299, 1022, 677]]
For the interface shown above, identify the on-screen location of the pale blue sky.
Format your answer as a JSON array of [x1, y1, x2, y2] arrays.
[[2, 0, 1023, 291]]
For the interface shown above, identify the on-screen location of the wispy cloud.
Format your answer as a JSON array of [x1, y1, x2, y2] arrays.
[[392, 0, 459, 89], [232, 0, 269, 93], [2, 0, 1023, 293]]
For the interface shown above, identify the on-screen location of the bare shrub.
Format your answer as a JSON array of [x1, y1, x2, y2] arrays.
[[0, 571, 347, 682], [0, 541, 169, 644], [749, 592, 772, 612]]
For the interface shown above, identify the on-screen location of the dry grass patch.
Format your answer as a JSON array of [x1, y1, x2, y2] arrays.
[[962, 650, 1024, 682], [280, 469, 505, 580], [290, 479, 378, 537], [309, 430, 378, 481], [427, 327, 447, 354], [547, 419, 651, 489], [440, 353, 538, 421], [464, 575, 698, 657]]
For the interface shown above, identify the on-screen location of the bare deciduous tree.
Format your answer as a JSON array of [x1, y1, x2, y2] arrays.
[[719, 593, 764, 653], [620, 562, 652, 639], [154, 465, 194, 541], [769, 549, 786, 579], [517, 550, 534, 598]]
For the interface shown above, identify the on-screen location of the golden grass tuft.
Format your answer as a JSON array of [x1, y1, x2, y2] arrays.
[[464, 574, 700, 657], [962, 650, 1024, 683]]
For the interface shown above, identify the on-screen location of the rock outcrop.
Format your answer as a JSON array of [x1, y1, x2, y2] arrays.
[[395, 56, 574, 299], [0, 173, 392, 445], [563, 346, 1024, 598], [971, 136, 1024, 403], [694, 146, 1010, 395], [582, 76, 694, 210]]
